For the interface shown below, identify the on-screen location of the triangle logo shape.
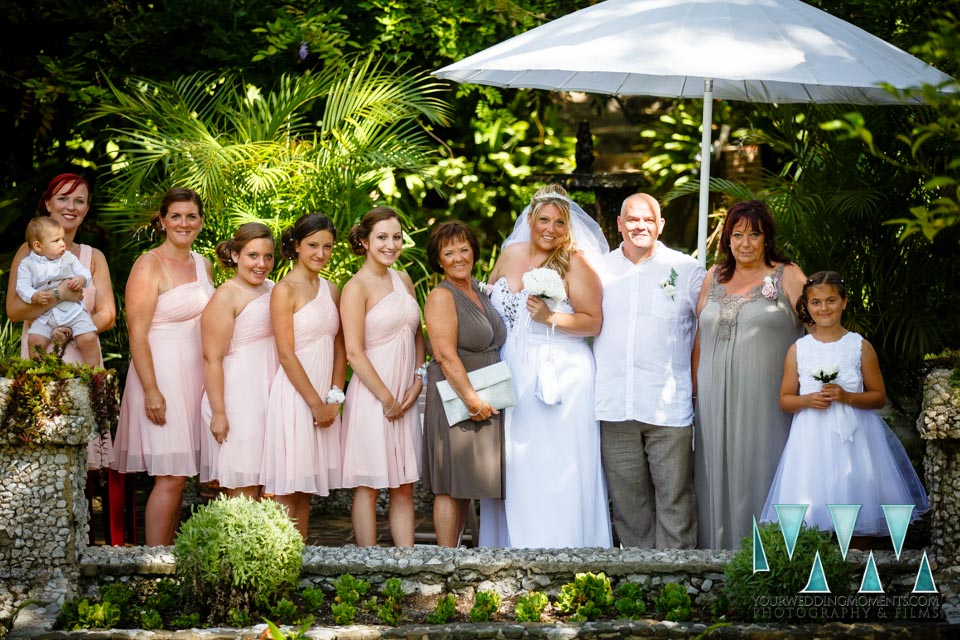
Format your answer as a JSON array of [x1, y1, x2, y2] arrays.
[[882, 504, 914, 560], [774, 504, 807, 560], [801, 550, 831, 593], [858, 551, 884, 593], [913, 551, 938, 593], [753, 516, 769, 573], [828, 504, 860, 560]]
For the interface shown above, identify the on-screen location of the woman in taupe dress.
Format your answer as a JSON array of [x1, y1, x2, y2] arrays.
[[422, 220, 507, 547]]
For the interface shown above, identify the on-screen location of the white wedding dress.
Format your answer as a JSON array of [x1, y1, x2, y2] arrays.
[[479, 278, 612, 548]]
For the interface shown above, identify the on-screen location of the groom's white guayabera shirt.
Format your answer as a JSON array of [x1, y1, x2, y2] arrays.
[[594, 241, 705, 427]]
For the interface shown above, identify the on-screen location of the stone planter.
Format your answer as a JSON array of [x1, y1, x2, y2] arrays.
[[918, 368, 960, 566], [1, 376, 97, 623]]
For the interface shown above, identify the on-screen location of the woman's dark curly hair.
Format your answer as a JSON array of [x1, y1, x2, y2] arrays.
[[347, 206, 401, 256], [716, 200, 792, 283]]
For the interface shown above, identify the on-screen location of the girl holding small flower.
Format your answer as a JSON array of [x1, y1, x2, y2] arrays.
[[760, 271, 928, 535]]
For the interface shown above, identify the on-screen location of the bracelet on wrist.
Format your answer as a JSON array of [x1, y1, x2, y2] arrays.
[[468, 404, 484, 417], [53, 286, 62, 302], [414, 363, 428, 385]]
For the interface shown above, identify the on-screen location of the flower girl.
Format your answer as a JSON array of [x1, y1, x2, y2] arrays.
[[761, 271, 928, 535]]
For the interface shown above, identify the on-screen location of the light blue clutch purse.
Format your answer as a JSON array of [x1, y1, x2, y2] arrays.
[[436, 361, 517, 425]]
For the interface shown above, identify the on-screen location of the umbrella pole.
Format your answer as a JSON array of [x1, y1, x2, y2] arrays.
[[697, 79, 714, 268]]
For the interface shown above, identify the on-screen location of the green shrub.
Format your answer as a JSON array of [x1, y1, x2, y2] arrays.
[[654, 583, 692, 622], [300, 587, 325, 613], [138, 608, 163, 630], [375, 578, 405, 626], [145, 579, 180, 615], [174, 496, 304, 621], [468, 590, 501, 622], [425, 594, 457, 624], [515, 592, 549, 622], [268, 598, 301, 625], [99, 583, 137, 626], [613, 582, 646, 620], [57, 599, 121, 630], [170, 612, 201, 629], [720, 522, 855, 622], [330, 574, 370, 625], [556, 572, 614, 621]]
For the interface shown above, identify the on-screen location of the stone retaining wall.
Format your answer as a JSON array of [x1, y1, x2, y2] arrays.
[[1, 379, 94, 620], [918, 368, 960, 566]]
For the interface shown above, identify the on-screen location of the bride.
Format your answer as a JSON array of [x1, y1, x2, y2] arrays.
[[479, 184, 612, 548]]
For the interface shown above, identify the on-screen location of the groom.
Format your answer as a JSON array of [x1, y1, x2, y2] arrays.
[[593, 193, 705, 548]]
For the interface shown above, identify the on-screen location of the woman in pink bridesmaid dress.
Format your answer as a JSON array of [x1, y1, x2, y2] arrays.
[[112, 187, 214, 546], [200, 222, 279, 498], [340, 207, 425, 547], [260, 213, 346, 539]]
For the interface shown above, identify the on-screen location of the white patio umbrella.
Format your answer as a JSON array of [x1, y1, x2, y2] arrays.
[[433, 0, 956, 266]]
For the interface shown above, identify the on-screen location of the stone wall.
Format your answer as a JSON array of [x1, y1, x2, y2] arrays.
[[917, 368, 960, 566], [0, 378, 94, 621]]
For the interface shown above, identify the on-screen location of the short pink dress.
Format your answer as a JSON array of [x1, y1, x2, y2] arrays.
[[260, 279, 342, 496], [199, 283, 278, 488], [340, 269, 422, 489], [112, 252, 214, 476], [21, 243, 112, 469]]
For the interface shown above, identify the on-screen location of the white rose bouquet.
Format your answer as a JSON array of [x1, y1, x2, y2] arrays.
[[812, 366, 839, 384], [522, 267, 567, 302]]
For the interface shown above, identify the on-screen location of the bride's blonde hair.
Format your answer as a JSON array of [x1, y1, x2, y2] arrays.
[[528, 184, 576, 278]]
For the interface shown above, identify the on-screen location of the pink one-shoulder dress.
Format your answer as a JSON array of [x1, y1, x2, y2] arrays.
[[260, 279, 342, 495], [199, 283, 278, 488], [112, 252, 214, 476], [340, 269, 422, 489]]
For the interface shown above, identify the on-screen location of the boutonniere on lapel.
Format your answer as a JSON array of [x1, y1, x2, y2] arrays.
[[661, 268, 679, 301]]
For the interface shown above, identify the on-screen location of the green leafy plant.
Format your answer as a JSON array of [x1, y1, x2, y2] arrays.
[[173, 495, 304, 622], [98, 583, 137, 627], [424, 593, 457, 624], [57, 599, 121, 631], [145, 578, 180, 615], [654, 583, 692, 622], [268, 598, 301, 626], [613, 582, 647, 620], [555, 572, 614, 621], [262, 618, 311, 640], [0, 352, 117, 444], [138, 608, 163, 630], [169, 612, 201, 629], [514, 592, 549, 623], [468, 590, 501, 623], [375, 578, 405, 626], [720, 522, 855, 622], [331, 574, 370, 625], [225, 607, 254, 628], [299, 587, 325, 614]]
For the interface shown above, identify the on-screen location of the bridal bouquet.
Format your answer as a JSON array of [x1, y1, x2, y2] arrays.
[[812, 366, 839, 384], [522, 267, 566, 302]]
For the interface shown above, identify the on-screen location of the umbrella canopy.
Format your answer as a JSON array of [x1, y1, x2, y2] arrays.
[[434, 0, 956, 264]]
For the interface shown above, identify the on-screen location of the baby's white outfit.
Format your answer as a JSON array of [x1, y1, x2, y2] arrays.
[[16, 251, 97, 339]]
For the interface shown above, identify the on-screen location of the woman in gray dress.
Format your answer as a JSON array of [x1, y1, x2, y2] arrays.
[[694, 201, 806, 549], [422, 220, 507, 547]]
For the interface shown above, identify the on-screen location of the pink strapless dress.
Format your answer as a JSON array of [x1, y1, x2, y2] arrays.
[[340, 269, 421, 489], [112, 252, 213, 476], [200, 284, 278, 488], [21, 243, 112, 469], [260, 279, 342, 496]]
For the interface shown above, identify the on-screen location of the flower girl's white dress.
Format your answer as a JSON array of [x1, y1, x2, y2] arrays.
[[761, 332, 929, 535]]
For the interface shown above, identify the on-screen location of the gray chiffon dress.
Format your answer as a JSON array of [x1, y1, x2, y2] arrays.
[[694, 263, 803, 549], [422, 279, 507, 499]]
